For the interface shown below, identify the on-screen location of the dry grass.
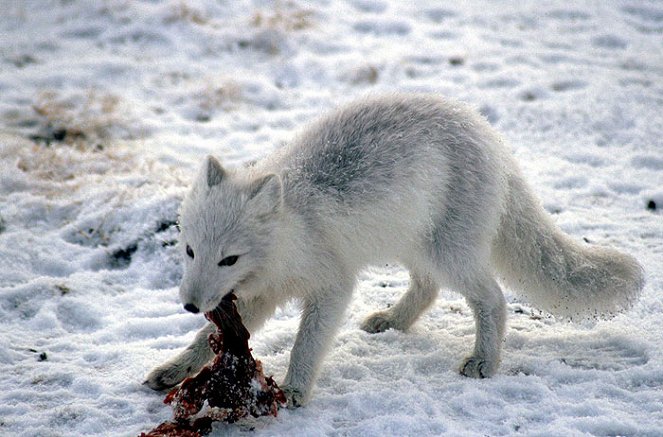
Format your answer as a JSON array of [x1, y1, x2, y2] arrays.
[[164, 1, 209, 26], [342, 64, 380, 85], [6, 88, 140, 185], [4, 131, 183, 201], [30, 89, 135, 150], [14, 136, 135, 184], [195, 80, 243, 121], [251, 1, 314, 32]]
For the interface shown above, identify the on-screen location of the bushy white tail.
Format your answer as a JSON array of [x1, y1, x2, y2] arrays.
[[491, 172, 645, 319]]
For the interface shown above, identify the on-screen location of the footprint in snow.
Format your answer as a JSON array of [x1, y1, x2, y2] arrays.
[[348, 0, 387, 13], [551, 80, 588, 92], [591, 35, 628, 50], [424, 8, 457, 23], [353, 19, 411, 35], [560, 337, 648, 371], [545, 9, 591, 21], [622, 5, 663, 23], [630, 155, 663, 170]]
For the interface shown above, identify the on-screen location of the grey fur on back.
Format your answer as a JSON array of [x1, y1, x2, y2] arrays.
[[276, 95, 501, 209], [284, 96, 442, 204]]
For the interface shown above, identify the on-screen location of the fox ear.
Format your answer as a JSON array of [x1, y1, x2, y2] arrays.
[[248, 173, 282, 214], [205, 155, 225, 187]]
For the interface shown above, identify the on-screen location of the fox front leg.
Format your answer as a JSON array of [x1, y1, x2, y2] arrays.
[[282, 284, 352, 407], [144, 322, 216, 390]]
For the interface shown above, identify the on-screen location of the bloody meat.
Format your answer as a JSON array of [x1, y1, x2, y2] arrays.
[[141, 294, 286, 436]]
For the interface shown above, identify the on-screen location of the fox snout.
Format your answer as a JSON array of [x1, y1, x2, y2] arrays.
[[179, 279, 227, 314], [179, 283, 208, 314], [183, 303, 199, 313], [179, 272, 214, 313]]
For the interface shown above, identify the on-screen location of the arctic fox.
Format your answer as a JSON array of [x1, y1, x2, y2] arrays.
[[145, 94, 644, 406]]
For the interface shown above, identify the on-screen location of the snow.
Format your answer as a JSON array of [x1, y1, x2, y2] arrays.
[[1, 0, 662, 435]]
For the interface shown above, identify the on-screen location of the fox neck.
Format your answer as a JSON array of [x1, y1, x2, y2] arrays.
[[241, 203, 307, 300]]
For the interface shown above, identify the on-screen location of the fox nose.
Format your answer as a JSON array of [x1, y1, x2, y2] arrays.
[[183, 303, 199, 314]]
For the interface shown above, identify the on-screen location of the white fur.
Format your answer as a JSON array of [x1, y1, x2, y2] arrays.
[[145, 94, 645, 406]]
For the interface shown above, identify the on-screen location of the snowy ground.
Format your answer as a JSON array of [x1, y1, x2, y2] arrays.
[[1, 1, 662, 435]]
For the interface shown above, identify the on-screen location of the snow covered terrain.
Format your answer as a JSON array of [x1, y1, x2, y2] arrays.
[[1, 0, 662, 435]]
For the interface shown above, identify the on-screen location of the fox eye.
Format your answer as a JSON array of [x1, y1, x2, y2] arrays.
[[218, 255, 238, 267], [185, 245, 194, 259]]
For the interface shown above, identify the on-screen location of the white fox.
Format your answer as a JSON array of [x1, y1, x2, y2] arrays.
[[145, 94, 644, 406]]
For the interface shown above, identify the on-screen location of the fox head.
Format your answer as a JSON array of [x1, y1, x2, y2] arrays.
[[177, 155, 282, 313]]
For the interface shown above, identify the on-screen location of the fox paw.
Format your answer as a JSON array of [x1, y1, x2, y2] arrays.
[[459, 356, 497, 379], [281, 385, 307, 408], [144, 362, 191, 391], [360, 311, 399, 333]]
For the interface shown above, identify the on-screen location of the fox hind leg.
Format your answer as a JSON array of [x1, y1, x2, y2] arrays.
[[361, 263, 506, 377], [455, 274, 507, 378], [361, 271, 439, 333]]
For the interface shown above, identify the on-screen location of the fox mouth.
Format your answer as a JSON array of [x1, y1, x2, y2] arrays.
[[224, 289, 236, 301], [204, 290, 236, 318], [216, 289, 236, 308]]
